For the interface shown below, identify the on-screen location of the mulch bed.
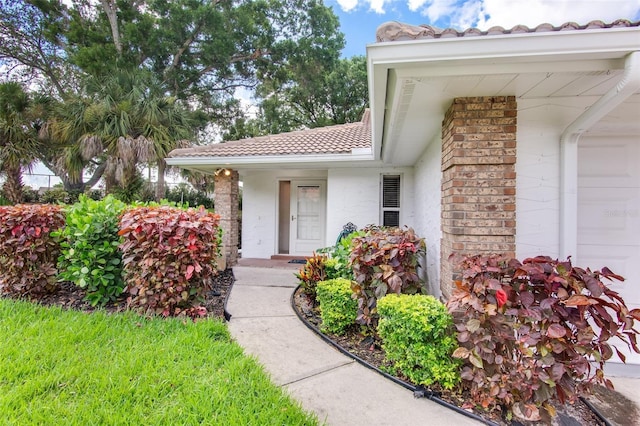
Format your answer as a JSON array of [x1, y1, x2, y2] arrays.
[[1, 269, 235, 320], [292, 287, 638, 426]]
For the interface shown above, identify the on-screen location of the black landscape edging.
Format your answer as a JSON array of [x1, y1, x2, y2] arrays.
[[290, 285, 498, 426], [290, 285, 614, 426], [222, 268, 234, 322], [579, 396, 612, 426]]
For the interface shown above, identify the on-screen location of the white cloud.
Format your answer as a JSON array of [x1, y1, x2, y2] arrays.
[[332, 0, 639, 28], [369, 0, 388, 13], [335, 0, 391, 14], [473, 0, 640, 30], [336, 0, 360, 12], [407, 0, 428, 11], [450, 0, 483, 28]]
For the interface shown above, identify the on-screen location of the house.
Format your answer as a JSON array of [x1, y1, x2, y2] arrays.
[[167, 19, 640, 368]]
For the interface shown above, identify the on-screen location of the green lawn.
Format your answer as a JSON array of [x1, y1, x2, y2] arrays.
[[0, 299, 318, 425]]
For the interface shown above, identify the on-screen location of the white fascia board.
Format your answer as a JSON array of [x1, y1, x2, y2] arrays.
[[367, 28, 640, 67], [166, 151, 377, 169], [394, 57, 624, 79]]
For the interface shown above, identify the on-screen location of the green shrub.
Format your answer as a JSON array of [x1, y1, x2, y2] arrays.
[[295, 253, 327, 300], [22, 187, 41, 203], [54, 195, 127, 306], [84, 189, 103, 201], [0, 204, 66, 296], [165, 183, 214, 209], [350, 227, 425, 326], [316, 278, 357, 334], [40, 187, 78, 204], [323, 230, 365, 280], [377, 294, 460, 390], [118, 205, 221, 316], [448, 254, 640, 422]]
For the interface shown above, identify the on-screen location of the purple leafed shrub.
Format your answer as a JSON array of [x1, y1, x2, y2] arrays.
[[0, 204, 66, 296], [118, 205, 221, 317], [349, 226, 425, 326], [447, 254, 640, 422]]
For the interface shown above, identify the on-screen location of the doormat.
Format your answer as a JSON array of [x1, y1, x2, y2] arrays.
[[288, 259, 307, 264]]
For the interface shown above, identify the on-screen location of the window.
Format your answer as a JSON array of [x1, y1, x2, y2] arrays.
[[381, 175, 401, 227]]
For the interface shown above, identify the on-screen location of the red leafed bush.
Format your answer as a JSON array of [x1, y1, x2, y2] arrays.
[[118, 205, 221, 316], [447, 254, 640, 422], [0, 204, 66, 296], [349, 226, 425, 326]]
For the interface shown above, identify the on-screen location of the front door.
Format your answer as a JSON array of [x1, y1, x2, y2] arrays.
[[289, 180, 326, 255]]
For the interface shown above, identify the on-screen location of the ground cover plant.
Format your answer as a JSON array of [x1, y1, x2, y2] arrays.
[[0, 299, 317, 425], [447, 254, 640, 422]]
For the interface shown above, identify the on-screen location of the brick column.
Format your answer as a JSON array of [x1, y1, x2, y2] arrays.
[[440, 96, 517, 299], [214, 170, 239, 267]]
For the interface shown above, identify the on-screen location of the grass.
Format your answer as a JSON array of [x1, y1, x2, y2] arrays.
[[0, 299, 318, 425]]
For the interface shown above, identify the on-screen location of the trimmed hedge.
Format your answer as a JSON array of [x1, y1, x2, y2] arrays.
[[316, 278, 357, 334], [118, 205, 221, 316], [0, 204, 66, 296], [377, 294, 460, 389]]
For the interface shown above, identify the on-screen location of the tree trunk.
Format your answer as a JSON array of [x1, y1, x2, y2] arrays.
[[83, 162, 107, 191], [2, 164, 24, 204], [100, 0, 122, 55], [155, 158, 167, 201]]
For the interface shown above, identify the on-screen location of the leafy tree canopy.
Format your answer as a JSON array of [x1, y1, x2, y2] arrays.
[[1, 0, 346, 117], [224, 55, 368, 140]]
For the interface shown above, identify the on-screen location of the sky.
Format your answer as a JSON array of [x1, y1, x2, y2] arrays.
[[326, 0, 640, 57]]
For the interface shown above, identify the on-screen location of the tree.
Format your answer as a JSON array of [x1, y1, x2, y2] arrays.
[[2, 0, 344, 117], [2, 0, 347, 189], [224, 55, 369, 139], [0, 0, 77, 98], [0, 82, 46, 203], [44, 70, 194, 200]]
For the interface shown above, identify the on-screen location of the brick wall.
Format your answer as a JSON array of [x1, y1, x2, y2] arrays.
[[440, 96, 517, 298], [214, 170, 239, 267]]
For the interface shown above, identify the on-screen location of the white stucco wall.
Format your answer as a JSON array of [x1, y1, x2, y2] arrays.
[[325, 167, 414, 244], [241, 166, 415, 259], [516, 97, 640, 377], [515, 97, 599, 260], [412, 136, 442, 297], [241, 169, 327, 258]]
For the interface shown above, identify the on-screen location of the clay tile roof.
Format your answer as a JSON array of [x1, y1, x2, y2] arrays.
[[168, 109, 371, 159], [376, 19, 640, 42]]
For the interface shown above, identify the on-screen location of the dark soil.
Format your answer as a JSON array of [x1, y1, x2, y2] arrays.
[[1, 269, 235, 320], [293, 287, 637, 426]]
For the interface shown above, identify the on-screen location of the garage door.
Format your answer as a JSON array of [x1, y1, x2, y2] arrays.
[[578, 135, 640, 364]]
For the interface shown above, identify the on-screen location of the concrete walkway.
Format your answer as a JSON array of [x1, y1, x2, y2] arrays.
[[226, 265, 480, 426]]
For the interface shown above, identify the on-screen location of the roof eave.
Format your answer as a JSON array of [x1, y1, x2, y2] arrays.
[[166, 150, 377, 171], [366, 26, 640, 162]]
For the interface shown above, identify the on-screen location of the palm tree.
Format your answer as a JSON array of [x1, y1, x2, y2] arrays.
[[0, 82, 43, 204], [50, 70, 195, 200]]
